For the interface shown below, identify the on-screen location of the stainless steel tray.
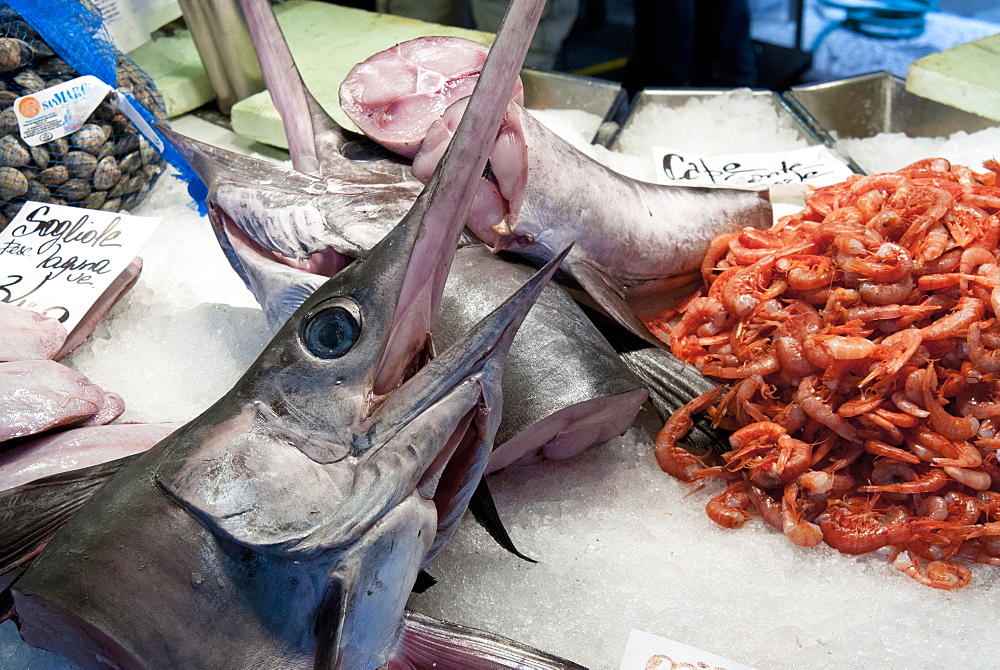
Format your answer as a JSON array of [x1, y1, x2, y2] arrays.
[[606, 87, 824, 151], [785, 71, 998, 142], [520, 69, 629, 145]]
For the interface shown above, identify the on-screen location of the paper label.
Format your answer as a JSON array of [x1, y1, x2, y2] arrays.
[[13, 75, 113, 147], [620, 629, 757, 670], [0, 201, 160, 332], [652, 144, 854, 189]]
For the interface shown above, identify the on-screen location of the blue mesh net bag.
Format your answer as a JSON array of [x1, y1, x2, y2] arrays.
[[0, 0, 171, 227]]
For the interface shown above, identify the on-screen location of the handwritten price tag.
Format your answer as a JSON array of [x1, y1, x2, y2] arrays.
[[0, 201, 160, 332], [620, 629, 757, 670], [652, 144, 854, 189]]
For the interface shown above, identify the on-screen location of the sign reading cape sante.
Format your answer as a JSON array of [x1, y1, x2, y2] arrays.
[[652, 144, 854, 189], [0, 201, 160, 332]]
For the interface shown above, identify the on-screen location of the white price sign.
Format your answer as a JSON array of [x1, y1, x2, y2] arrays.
[[620, 629, 757, 670], [0, 201, 160, 332], [652, 144, 854, 189]]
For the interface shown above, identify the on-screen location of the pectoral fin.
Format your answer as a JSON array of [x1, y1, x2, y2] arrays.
[[468, 478, 535, 563], [397, 609, 589, 669], [314, 577, 347, 670], [568, 260, 662, 347]]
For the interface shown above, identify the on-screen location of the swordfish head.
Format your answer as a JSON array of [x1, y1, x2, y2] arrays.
[[12, 0, 556, 667]]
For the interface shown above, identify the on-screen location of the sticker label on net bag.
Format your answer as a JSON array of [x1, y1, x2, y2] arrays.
[[0, 200, 160, 332], [13, 75, 113, 146], [620, 629, 757, 670]]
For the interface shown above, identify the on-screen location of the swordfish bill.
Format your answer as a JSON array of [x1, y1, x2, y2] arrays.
[[157, 0, 647, 477], [11, 0, 583, 668]]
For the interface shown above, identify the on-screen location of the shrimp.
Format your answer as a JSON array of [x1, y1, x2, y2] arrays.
[[862, 329, 922, 385], [701, 232, 735, 286], [782, 483, 824, 547], [654, 387, 725, 482], [819, 505, 913, 555], [726, 422, 812, 487], [919, 365, 979, 441], [778, 254, 835, 291], [795, 376, 859, 442], [892, 551, 971, 590], [864, 439, 921, 464], [918, 296, 985, 341], [857, 464, 949, 494], [720, 256, 777, 317], [858, 275, 913, 306], [705, 480, 753, 529]]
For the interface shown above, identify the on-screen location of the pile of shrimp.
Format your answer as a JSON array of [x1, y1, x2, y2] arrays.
[[644, 158, 1000, 590]]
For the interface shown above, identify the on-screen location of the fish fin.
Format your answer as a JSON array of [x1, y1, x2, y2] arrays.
[[468, 478, 535, 563], [0, 457, 137, 621], [314, 577, 347, 670], [0, 458, 135, 577], [398, 609, 589, 669], [411, 570, 437, 594], [569, 260, 663, 348], [620, 347, 731, 454]]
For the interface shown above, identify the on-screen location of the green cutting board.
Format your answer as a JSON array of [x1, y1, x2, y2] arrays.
[[128, 0, 492, 134], [230, 0, 493, 147], [906, 33, 1000, 123]]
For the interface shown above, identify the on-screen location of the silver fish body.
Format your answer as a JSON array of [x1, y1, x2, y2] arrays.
[[154, 0, 648, 472]]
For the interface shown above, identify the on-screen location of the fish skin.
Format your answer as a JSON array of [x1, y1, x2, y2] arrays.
[[152, 0, 647, 473], [0, 360, 115, 443], [206, 200, 647, 471], [11, 0, 586, 666], [0, 422, 182, 493], [0, 303, 67, 363], [411, 96, 773, 344]]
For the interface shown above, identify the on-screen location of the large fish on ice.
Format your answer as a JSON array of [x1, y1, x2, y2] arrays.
[[342, 37, 773, 343], [10, 0, 586, 666], [156, 0, 646, 471]]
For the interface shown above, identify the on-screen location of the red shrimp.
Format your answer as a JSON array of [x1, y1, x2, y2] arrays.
[[777, 254, 835, 291], [859, 275, 913, 306], [819, 505, 913, 555], [898, 186, 954, 247], [840, 241, 913, 282], [654, 387, 725, 482], [746, 483, 783, 532], [795, 376, 859, 442], [942, 466, 991, 490], [782, 483, 824, 547], [918, 296, 984, 341], [862, 329, 922, 385], [919, 365, 979, 441], [864, 439, 921, 464], [858, 462, 949, 493], [720, 256, 778, 317], [726, 422, 812, 488], [892, 551, 971, 590], [956, 536, 1000, 566], [700, 232, 735, 286], [705, 480, 753, 529]]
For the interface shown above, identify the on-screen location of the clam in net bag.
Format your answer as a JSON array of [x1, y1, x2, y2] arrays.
[[0, 0, 170, 227]]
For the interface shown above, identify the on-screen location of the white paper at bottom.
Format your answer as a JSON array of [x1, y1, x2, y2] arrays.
[[620, 629, 757, 670]]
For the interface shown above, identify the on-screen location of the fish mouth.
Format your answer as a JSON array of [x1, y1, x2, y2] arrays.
[[209, 202, 353, 282]]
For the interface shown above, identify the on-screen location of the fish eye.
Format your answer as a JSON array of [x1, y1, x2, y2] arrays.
[[300, 305, 361, 359]]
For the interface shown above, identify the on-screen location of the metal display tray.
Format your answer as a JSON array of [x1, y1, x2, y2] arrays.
[[785, 70, 998, 142], [520, 69, 630, 145], [605, 88, 824, 151]]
